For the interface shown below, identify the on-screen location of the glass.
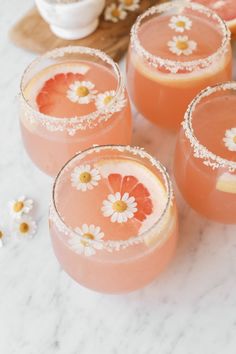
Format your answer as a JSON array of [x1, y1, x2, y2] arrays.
[[19, 46, 132, 176], [174, 82, 236, 224], [49, 145, 178, 293], [126, 1, 232, 131]]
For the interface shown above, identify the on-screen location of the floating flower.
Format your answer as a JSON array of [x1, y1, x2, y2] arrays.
[[95, 90, 116, 110], [104, 3, 127, 23], [168, 35, 197, 56], [12, 216, 37, 239], [9, 196, 34, 219], [119, 0, 140, 11], [102, 192, 137, 223], [169, 15, 192, 33], [67, 81, 97, 104], [223, 128, 236, 152], [69, 224, 104, 256], [71, 164, 101, 191]]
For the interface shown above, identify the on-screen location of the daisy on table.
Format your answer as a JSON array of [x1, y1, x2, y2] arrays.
[[12, 216, 37, 240], [104, 3, 127, 23], [119, 0, 140, 11], [8, 196, 33, 219]]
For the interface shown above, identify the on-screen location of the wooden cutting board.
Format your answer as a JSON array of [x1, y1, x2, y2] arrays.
[[9, 0, 167, 61]]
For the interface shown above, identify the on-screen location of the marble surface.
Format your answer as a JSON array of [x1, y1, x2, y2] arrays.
[[1, 1, 236, 353]]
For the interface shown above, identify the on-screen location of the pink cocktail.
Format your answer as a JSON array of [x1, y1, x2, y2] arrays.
[[49, 145, 178, 293], [19, 47, 132, 176], [174, 82, 236, 224], [126, 1, 232, 131]]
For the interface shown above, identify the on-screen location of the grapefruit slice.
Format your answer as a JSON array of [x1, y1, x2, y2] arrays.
[[23, 62, 90, 118], [96, 159, 172, 245], [131, 50, 229, 88], [190, 0, 236, 38], [216, 172, 236, 194]]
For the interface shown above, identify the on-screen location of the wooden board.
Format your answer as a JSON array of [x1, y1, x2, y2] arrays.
[[9, 0, 167, 61]]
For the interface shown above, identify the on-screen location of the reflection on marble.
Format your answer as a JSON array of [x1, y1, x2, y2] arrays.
[[0, 1, 236, 353]]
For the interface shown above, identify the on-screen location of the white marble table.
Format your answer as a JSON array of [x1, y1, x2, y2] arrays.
[[1, 1, 236, 353]]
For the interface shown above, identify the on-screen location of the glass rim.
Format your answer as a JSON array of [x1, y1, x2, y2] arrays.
[[20, 46, 126, 130], [50, 144, 174, 250], [183, 81, 236, 171], [130, 0, 231, 73]]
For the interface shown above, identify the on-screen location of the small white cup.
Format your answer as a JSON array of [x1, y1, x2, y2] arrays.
[[35, 0, 106, 40]]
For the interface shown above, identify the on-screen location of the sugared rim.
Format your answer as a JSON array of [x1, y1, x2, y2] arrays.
[[130, 0, 231, 73], [183, 81, 236, 172], [50, 145, 174, 251], [20, 46, 126, 134]]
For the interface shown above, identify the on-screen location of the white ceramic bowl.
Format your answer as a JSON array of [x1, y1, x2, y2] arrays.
[[35, 0, 106, 40]]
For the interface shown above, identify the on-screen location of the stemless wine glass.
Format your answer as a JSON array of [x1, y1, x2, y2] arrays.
[[126, 1, 232, 131], [19, 46, 132, 176], [49, 145, 178, 293], [174, 82, 236, 224]]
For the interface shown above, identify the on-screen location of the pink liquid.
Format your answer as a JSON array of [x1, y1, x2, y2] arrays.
[[20, 61, 132, 176], [127, 12, 232, 130], [174, 90, 236, 223], [50, 148, 178, 293]]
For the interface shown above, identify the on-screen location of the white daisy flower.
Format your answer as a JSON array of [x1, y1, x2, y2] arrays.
[[69, 224, 104, 256], [169, 15, 192, 33], [0, 224, 7, 248], [223, 128, 236, 152], [71, 164, 101, 192], [119, 0, 140, 11], [168, 35, 197, 56], [102, 192, 137, 223], [104, 3, 127, 23], [95, 90, 116, 110], [12, 216, 37, 239], [67, 80, 97, 104], [8, 196, 34, 219]]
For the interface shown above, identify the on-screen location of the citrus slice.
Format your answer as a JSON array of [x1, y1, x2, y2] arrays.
[[96, 159, 170, 241], [216, 172, 236, 194], [190, 0, 236, 38], [131, 51, 229, 88], [23, 62, 90, 117]]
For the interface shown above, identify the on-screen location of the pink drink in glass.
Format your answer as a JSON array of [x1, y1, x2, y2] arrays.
[[174, 82, 236, 224], [126, 1, 232, 131], [20, 47, 132, 176], [49, 145, 178, 293]]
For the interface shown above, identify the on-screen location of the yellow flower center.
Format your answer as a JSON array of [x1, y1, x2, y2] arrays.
[[103, 96, 113, 105], [113, 200, 127, 213], [0, 231, 3, 239], [124, 0, 133, 5], [233, 136, 236, 144], [13, 201, 24, 212], [112, 8, 120, 18], [83, 233, 95, 240], [19, 223, 29, 234], [79, 172, 92, 183], [176, 21, 186, 28], [81, 233, 94, 247], [76, 86, 89, 97], [176, 41, 188, 50]]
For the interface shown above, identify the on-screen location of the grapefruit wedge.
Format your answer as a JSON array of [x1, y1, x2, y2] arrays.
[[190, 0, 236, 38], [23, 62, 90, 118], [96, 159, 172, 246]]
